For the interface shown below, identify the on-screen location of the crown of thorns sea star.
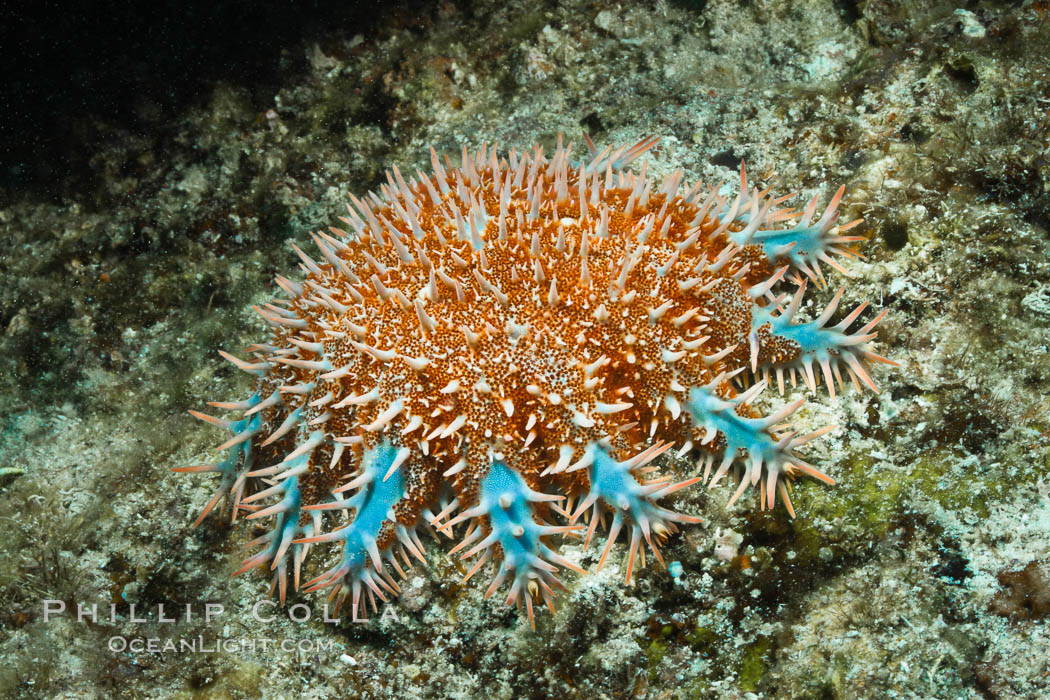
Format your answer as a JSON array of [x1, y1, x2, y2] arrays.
[[179, 135, 894, 627]]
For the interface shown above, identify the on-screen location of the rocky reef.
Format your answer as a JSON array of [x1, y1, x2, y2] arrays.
[[1, 0, 1048, 698]]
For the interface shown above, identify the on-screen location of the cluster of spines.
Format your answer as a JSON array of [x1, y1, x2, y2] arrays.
[[294, 443, 427, 618], [435, 460, 584, 619], [179, 136, 892, 627], [749, 282, 893, 398]]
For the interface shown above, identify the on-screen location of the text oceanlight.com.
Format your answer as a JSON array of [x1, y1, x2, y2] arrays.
[[108, 636, 335, 654]]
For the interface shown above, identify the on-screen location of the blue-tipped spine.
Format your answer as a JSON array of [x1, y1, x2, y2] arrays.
[[750, 282, 895, 397], [567, 443, 702, 585], [687, 375, 835, 517], [437, 459, 582, 629], [294, 441, 418, 621]]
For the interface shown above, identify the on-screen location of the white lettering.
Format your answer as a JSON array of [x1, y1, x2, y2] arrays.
[[252, 600, 277, 623], [128, 604, 147, 623], [205, 603, 224, 623], [288, 603, 311, 623], [76, 602, 97, 623], [43, 600, 65, 622], [157, 604, 175, 623]]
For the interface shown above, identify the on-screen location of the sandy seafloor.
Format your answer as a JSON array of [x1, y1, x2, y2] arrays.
[[1, 1, 1049, 698]]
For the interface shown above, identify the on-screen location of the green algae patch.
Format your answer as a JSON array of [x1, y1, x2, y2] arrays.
[[170, 657, 265, 699], [788, 516, 825, 564], [646, 636, 669, 683], [686, 624, 718, 652], [801, 434, 1048, 546], [738, 636, 772, 692], [910, 447, 995, 518], [805, 451, 903, 539], [685, 678, 713, 699]]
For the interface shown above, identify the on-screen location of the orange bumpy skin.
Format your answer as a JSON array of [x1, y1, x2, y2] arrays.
[[180, 136, 893, 627]]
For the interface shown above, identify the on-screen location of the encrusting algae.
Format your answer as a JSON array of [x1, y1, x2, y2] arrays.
[[178, 136, 894, 627]]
